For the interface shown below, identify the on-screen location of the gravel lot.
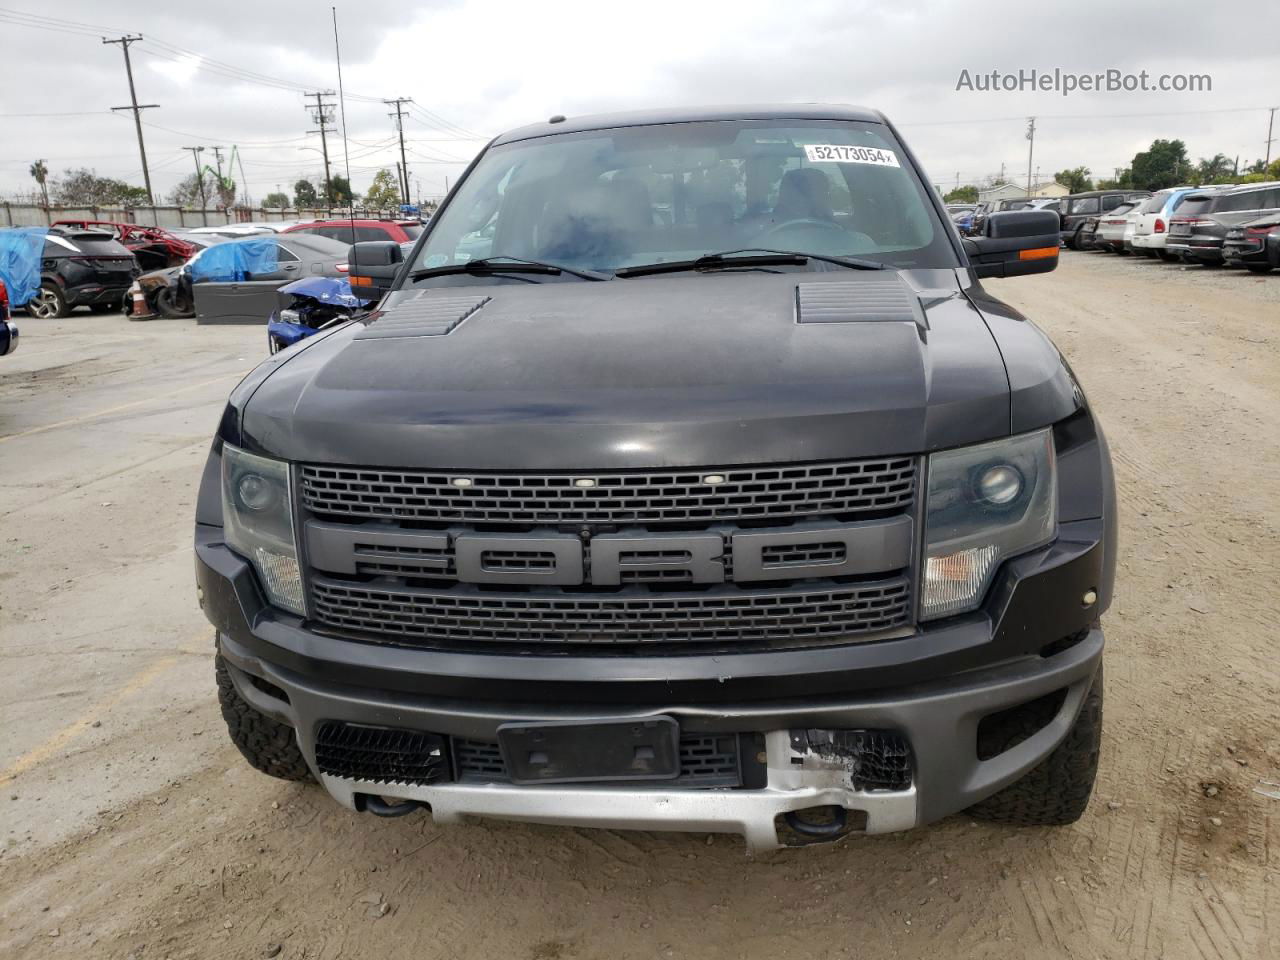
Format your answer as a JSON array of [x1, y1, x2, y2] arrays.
[[1, 253, 1277, 960]]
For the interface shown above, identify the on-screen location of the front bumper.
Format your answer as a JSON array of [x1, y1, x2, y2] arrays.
[[219, 628, 1101, 853], [198, 514, 1109, 852]]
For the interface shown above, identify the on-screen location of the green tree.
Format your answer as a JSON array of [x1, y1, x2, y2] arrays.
[[293, 179, 319, 207], [1054, 166, 1093, 194], [166, 171, 221, 208], [51, 168, 150, 206], [29, 159, 50, 207], [363, 169, 402, 208], [1193, 153, 1234, 184], [326, 175, 354, 206], [943, 185, 978, 203], [262, 191, 291, 209], [1127, 139, 1189, 191]]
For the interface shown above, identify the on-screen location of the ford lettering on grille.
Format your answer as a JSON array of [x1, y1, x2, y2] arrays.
[[305, 516, 913, 586]]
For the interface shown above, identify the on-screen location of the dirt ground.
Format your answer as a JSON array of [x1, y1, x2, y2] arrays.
[[1, 252, 1278, 960]]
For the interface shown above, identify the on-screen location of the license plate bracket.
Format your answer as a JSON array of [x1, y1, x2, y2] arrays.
[[497, 717, 681, 785]]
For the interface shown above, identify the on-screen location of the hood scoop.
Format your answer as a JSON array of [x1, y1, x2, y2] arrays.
[[796, 278, 925, 327], [355, 293, 491, 339]]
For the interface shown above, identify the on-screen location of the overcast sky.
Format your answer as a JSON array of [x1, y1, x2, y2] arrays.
[[1, 0, 1277, 203]]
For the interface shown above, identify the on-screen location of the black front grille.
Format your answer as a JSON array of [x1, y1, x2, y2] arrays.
[[314, 722, 448, 785], [310, 576, 912, 647], [299, 457, 916, 526], [454, 733, 743, 787]]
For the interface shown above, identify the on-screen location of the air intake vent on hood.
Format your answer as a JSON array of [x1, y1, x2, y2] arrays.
[[796, 279, 923, 326], [355, 294, 491, 339]]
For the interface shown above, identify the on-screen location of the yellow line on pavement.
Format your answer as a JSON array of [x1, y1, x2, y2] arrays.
[[0, 655, 182, 784], [0, 371, 246, 444]]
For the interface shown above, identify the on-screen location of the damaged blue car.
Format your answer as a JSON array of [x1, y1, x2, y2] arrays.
[[266, 275, 376, 354]]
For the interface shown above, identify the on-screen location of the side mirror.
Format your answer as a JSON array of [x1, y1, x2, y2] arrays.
[[348, 240, 403, 295], [963, 210, 1060, 279]]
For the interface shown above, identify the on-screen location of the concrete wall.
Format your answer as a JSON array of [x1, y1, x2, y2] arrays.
[[1, 203, 406, 229]]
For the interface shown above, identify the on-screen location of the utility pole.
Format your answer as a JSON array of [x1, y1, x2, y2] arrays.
[[210, 146, 226, 209], [305, 91, 337, 207], [103, 35, 159, 205], [1265, 107, 1276, 167], [183, 146, 208, 225], [1025, 117, 1036, 197], [384, 98, 413, 204]]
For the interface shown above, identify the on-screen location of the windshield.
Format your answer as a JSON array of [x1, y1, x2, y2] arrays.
[[412, 119, 953, 278]]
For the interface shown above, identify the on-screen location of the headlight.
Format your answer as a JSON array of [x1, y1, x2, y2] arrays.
[[221, 443, 305, 615], [920, 429, 1056, 620], [278, 308, 301, 323]]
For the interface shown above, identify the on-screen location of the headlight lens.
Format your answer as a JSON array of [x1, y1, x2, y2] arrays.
[[221, 443, 305, 615], [278, 308, 301, 323], [920, 429, 1056, 620]]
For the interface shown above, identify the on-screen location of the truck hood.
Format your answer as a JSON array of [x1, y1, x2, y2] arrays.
[[235, 269, 1074, 470]]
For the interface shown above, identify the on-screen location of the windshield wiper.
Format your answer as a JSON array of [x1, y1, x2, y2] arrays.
[[409, 256, 607, 282], [615, 248, 888, 278]]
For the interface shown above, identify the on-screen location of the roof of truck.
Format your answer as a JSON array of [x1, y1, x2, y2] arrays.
[[492, 103, 885, 146]]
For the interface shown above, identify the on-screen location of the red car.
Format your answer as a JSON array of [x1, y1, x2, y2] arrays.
[[51, 220, 196, 270], [282, 218, 423, 244]]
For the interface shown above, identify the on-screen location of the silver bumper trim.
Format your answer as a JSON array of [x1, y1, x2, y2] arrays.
[[319, 728, 917, 855]]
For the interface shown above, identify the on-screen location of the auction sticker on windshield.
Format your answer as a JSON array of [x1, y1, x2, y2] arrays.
[[803, 144, 900, 167]]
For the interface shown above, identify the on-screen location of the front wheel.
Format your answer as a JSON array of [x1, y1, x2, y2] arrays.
[[26, 282, 68, 319], [1246, 263, 1273, 274], [156, 286, 193, 319], [967, 665, 1103, 826], [215, 655, 313, 782]]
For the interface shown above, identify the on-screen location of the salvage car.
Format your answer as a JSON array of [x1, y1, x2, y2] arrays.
[[283, 218, 423, 244], [127, 235, 231, 320], [1129, 187, 1205, 260], [192, 233, 353, 325], [1166, 183, 1280, 265], [197, 104, 1115, 854], [1092, 200, 1143, 253], [1059, 189, 1149, 249], [23, 227, 140, 318], [266, 275, 376, 353], [51, 220, 195, 271], [1222, 214, 1280, 273]]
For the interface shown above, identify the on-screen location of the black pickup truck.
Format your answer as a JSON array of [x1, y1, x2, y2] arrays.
[[196, 104, 1116, 853]]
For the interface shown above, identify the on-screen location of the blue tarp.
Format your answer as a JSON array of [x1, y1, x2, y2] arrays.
[[188, 235, 278, 282], [0, 227, 49, 305]]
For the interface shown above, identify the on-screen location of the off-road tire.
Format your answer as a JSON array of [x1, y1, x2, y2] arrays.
[[215, 655, 313, 782], [967, 664, 1103, 826]]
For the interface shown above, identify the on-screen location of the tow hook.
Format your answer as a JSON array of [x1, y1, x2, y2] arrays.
[[358, 795, 427, 818], [784, 806, 848, 838]]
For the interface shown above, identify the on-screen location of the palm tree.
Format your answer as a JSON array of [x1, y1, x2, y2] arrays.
[[29, 159, 49, 209]]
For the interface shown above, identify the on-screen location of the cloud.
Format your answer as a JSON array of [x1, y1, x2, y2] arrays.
[[1, 0, 1277, 199]]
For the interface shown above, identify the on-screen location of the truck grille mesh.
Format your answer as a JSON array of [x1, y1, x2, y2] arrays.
[[314, 722, 447, 785], [310, 577, 911, 646], [299, 457, 916, 525]]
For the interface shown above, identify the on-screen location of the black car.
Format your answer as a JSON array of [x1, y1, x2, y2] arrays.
[[1166, 183, 1280, 265], [1059, 190, 1150, 249], [23, 228, 140, 318], [196, 104, 1114, 854], [1222, 213, 1280, 273]]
